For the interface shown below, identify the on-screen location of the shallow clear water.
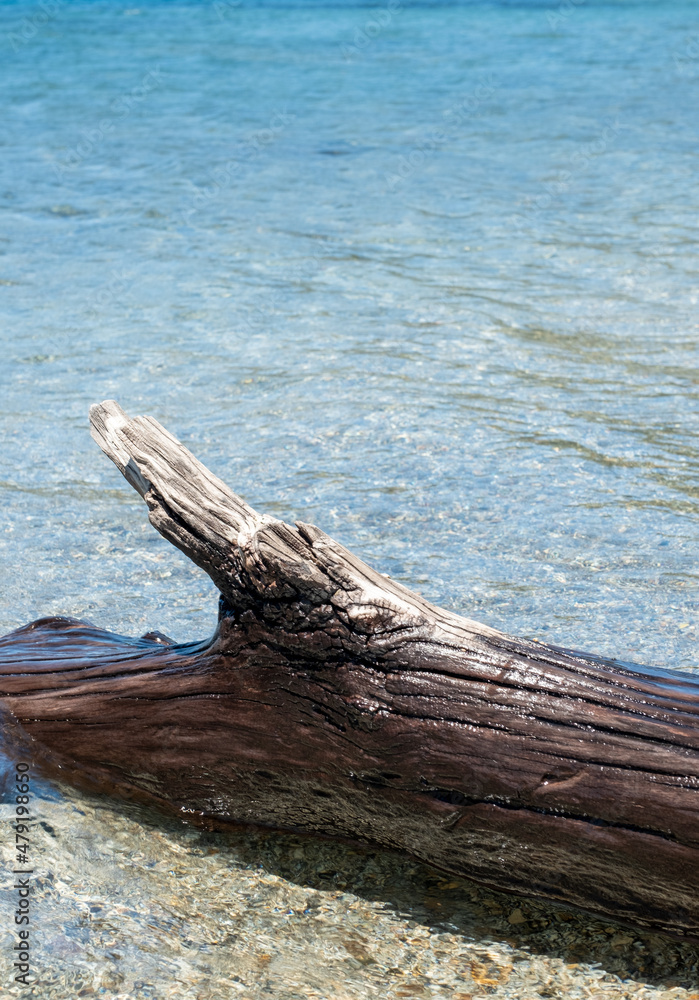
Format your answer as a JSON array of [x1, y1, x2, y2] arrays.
[[1, 0, 699, 996]]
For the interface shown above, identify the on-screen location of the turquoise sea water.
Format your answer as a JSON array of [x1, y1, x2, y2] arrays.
[[1, 1, 699, 996], [2, 0, 699, 669]]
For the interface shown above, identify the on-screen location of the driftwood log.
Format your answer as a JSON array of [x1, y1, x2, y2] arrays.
[[1, 400, 698, 938]]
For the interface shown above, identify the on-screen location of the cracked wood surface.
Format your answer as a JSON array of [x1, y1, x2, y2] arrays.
[[1, 400, 698, 937]]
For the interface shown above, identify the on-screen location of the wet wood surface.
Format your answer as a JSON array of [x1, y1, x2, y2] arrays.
[[1, 400, 698, 938]]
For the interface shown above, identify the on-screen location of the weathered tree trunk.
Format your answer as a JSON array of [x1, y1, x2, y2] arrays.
[[1, 400, 698, 937]]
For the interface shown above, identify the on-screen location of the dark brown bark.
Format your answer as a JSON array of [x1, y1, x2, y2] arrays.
[[1, 400, 698, 937]]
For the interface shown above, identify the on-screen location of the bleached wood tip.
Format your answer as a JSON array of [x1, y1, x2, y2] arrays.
[[89, 400, 152, 498], [88, 400, 265, 557]]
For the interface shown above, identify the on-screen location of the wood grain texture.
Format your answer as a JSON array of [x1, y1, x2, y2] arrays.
[[1, 400, 698, 937]]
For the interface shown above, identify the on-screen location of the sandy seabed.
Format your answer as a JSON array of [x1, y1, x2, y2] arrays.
[[1, 773, 697, 1000]]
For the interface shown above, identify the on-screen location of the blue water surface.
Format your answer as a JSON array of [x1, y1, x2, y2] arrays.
[[0, 0, 698, 672]]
